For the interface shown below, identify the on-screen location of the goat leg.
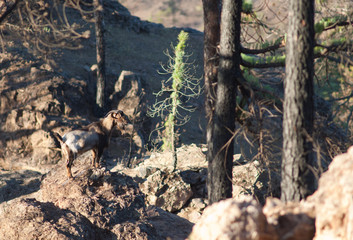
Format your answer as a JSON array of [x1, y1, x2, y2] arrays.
[[66, 155, 74, 179], [92, 149, 101, 168], [62, 144, 74, 179], [94, 149, 103, 168], [66, 166, 73, 179], [91, 149, 97, 167]]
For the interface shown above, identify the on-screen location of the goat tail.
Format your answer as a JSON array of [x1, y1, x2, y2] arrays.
[[52, 132, 64, 146]]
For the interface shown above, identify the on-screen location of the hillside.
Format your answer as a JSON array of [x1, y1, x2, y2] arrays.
[[120, 0, 204, 31], [0, 1, 205, 171], [0, 0, 352, 239]]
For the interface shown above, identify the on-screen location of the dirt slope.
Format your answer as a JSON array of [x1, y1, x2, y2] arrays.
[[120, 0, 204, 31], [0, 0, 205, 172]]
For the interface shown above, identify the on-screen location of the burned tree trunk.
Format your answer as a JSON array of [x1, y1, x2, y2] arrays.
[[202, 0, 220, 167], [205, 0, 241, 204], [94, 0, 106, 114], [281, 0, 316, 202], [202, 0, 220, 204]]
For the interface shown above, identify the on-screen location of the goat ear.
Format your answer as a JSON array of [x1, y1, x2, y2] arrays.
[[117, 110, 124, 117]]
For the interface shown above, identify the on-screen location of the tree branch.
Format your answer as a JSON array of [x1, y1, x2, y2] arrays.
[[323, 20, 353, 31], [316, 40, 353, 54], [240, 54, 285, 68], [241, 42, 284, 54], [241, 42, 353, 69], [241, 16, 352, 59], [315, 16, 353, 33]]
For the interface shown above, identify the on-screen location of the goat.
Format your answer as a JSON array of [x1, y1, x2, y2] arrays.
[[53, 110, 128, 179]]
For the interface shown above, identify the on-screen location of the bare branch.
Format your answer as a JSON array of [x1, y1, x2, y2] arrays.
[[241, 41, 284, 54], [240, 56, 285, 68], [241, 45, 353, 69], [322, 20, 353, 32]]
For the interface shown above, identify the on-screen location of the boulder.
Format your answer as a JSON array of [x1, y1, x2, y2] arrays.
[[263, 198, 315, 240], [109, 70, 147, 156], [0, 198, 100, 240], [188, 196, 276, 240], [177, 198, 207, 223], [140, 169, 193, 212], [146, 206, 194, 240], [308, 146, 353, 240], [139, 144, 208, 172], [30, 129, 60, 165], [110, 70, 144, 118]]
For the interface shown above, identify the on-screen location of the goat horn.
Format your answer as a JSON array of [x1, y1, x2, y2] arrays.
[[104, 110, 123, 118]]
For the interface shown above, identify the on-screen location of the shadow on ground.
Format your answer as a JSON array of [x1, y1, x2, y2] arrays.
[[0, 169, 42, 203]]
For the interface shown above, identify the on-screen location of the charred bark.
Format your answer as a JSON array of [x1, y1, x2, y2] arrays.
[[206, 0, 241, 204], [94, 0, 106, 114], [281, 0, 316, 202], [202, 0, 220, 203]]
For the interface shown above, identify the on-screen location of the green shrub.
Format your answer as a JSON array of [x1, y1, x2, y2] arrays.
[[148, 30, 202, 170]]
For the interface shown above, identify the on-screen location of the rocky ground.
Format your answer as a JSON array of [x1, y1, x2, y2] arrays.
[[0, 155, 194, 239], [0, 1, 256, 238], [0, 0, 352, 239], [190, 146, 353, 240]]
